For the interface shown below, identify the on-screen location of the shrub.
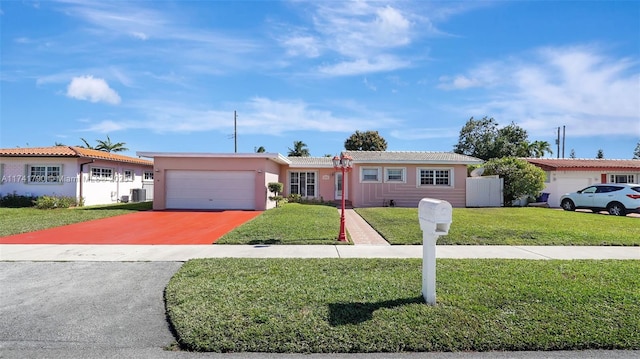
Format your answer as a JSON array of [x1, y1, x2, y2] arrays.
[[0, 192, 37, 208], [34, 195, 78, 209]]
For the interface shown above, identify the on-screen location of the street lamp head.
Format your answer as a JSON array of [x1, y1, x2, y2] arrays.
[[342, 154, 353, 169], [332, 155, 341, 169]]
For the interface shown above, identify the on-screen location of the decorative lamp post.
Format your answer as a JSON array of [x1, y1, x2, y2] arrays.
[[332, 153, 353, 242]]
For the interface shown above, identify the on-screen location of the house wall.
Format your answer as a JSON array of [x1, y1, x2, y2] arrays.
[[542, 169, 640, 208], [152, 157, 281, 211], [349, 164, 469, 208], [81, 160, 152, 206], [0, 157, 78, 199], [0, 157, 151, 206], [279, 167, 336, 202], [264, 160, 282, 210]]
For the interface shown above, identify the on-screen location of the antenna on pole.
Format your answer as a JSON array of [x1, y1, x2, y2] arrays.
[[562, 125, 566, 158]]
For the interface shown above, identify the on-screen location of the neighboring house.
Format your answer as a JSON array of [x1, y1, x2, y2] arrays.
[[0, 146, 154, 206], [525, 158, 640, 208], [137, 150, 482, 211]]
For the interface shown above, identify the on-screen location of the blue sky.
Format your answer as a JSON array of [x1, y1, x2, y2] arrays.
[[1, 0, 639, 159]]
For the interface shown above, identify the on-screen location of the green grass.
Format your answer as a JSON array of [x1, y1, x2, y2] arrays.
[[165, 258, 640, 353], [217, 203, 343, 244], [0, 201, 152, 237], [355, 207, 640, 246]]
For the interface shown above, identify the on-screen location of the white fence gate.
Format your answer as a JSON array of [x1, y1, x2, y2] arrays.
[[466, 176, 503, 207]]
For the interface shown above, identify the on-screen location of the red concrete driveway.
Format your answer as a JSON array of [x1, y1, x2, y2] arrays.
[[0, 211, 262, 245]]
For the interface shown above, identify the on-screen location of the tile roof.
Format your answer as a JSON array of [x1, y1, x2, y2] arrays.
[[343, 151, 483, 164], [287, 156, 334, 167], [0, 146, 153, 166], [525, 158, 640, 171]]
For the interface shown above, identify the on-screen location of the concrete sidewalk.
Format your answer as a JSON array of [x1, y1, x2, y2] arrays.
[[1, 244, 638, 261]]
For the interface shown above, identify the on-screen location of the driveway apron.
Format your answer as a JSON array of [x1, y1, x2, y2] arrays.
[[0, 211, 261, 245]]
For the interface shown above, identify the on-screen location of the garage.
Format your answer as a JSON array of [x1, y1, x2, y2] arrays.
[[166, 170, 256, 210]]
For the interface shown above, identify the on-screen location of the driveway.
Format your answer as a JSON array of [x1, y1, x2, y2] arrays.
[[0, 211, 261, 245]]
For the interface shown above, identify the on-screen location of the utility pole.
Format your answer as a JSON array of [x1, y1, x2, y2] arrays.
[[562, 125, 566, 158], [556, 127, 560, 159]]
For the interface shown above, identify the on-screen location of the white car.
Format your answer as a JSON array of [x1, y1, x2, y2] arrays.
[[560, 183, 640, 216]]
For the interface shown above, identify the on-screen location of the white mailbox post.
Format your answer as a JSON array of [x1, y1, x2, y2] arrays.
[[418, 198, 453, 305]]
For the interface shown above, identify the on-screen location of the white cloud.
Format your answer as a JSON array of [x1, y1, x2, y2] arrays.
[[282, 35, 321, 58], [130, 31, 148, 40], [438, 46, 640, 138], [318, 55, 410, 76], [66, 75, 121, 104], [79, 97, 400, 135]]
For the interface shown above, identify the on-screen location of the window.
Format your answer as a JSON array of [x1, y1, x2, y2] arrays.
[[91, 167, 113, 181], [384, 167, 406, 183], [289, 171, 316, 197], [360, 167, 381, 182], [418, 168, 453, 187], [610, 174, 635, 183], [28, 165, 61, 183], [143, 171, 154, 181], [123, 170, 134, 181]]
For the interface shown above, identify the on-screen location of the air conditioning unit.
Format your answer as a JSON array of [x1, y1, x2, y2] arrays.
[[131, 188, 146, 202], [121, 195, 130, 203]]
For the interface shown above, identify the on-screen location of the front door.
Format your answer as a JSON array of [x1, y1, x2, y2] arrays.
[[335, 172, 342, 200]]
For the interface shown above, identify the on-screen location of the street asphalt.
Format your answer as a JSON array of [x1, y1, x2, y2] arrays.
[[1, 246, 638, 359]]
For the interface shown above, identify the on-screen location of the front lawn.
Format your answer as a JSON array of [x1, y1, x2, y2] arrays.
[[165, 258, 640, 353], [0, 201, 152, 237], [217, 203, 342, 244], [355, 207, 640, 246]]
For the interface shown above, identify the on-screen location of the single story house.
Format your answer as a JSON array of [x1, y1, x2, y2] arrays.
[[525, 158, 640, 208], [0, 146, 154, 206], [136, 150, 483, 211]]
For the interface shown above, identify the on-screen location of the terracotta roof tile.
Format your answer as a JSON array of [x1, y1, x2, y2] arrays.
[[525, 158, 640, 171], [0, 146, 153, 166]]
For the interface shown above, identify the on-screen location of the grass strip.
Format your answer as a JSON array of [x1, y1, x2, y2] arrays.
[[216, 203, 342, 244], [355, 207, 640, 245], [0, 201, 152, 237], [165, 258, 640, 353]]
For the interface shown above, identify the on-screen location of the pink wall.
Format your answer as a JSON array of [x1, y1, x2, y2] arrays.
[[152, 157, 282, 211], [279, 167, 337, 202], [349, 164, 469, 208]]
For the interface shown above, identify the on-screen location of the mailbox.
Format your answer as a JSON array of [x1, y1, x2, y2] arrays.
[[418, 198, 453, 305], [418, 198, 453, 235]]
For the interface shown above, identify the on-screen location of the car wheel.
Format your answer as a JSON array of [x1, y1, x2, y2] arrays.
[[607, 202, 626, 216], [561, 199, 575, 211]]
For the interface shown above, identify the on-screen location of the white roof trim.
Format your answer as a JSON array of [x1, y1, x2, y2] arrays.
[[136, 152, 291, 165]]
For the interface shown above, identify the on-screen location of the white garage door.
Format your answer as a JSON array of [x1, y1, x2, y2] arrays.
[[166, 170, 256, 210]]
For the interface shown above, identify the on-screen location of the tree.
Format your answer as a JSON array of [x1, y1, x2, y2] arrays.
[[344, 130, 388, 151], [287, 141, 310, 157], [94, 135, 129, 153], [596, 149, 604, 159], [527, 141, 553, 158], [79, 138, 95, 149], [54, 142, 66, 146], [484, 157, 546, 206], [255, 146, 266, 153], [634, 141, 640, 159], [453, 117, 500, 160], [569, 149, 576, 159], [495, 122, 530, 158]]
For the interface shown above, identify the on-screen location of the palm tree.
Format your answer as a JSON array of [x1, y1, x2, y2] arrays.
[[94, 135, 129, 153], [287, 140, 310, 157], [79, 138, 95, 149], [528, 141, 553, 158]]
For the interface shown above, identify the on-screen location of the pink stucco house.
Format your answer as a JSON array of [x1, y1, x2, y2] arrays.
[[137, 151, 482, 211]]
